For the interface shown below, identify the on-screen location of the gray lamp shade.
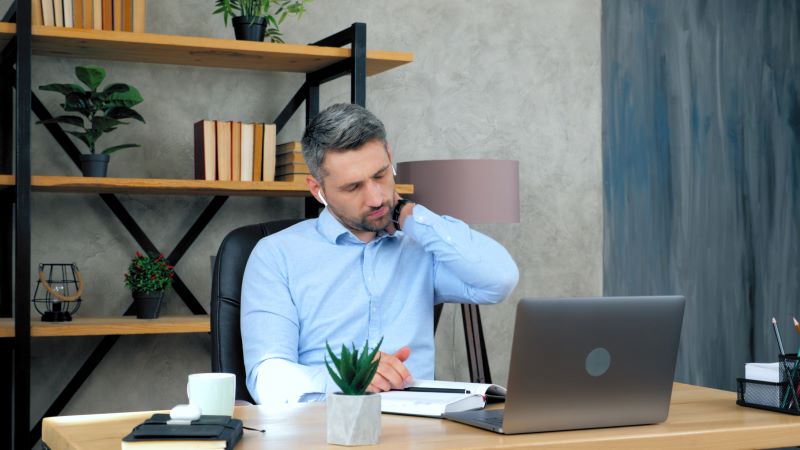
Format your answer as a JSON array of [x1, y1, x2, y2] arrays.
[[396, 159, 520, 224]]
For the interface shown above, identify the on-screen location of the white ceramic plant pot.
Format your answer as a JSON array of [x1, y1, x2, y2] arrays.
[[326, 392, 381, 446]]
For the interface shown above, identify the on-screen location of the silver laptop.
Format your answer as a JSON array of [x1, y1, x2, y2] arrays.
[[444, 296, 685, 434]]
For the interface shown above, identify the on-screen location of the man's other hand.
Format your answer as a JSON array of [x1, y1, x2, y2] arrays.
[[366, 346, 413, 393]]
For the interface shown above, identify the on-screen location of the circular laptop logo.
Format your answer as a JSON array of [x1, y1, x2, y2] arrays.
[[585, 347, 611, 377]]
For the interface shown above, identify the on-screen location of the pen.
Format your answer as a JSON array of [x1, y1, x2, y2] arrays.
[[772, 317, 786, 355], [404, 387, 471, 394], [779, 317, 800, 409]]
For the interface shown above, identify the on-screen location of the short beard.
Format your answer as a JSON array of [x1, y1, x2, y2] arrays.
[[329, 200, 393, 234]]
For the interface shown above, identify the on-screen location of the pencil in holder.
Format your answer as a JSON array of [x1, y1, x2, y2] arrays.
[[736, 353, 800, 415]]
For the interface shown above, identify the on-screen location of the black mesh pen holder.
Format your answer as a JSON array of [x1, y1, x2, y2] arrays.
[[737, 353, 800, 415]]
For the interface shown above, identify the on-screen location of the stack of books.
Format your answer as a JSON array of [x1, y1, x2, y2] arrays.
[[33, 0, 146, 32], [194, 120, 278, 182], [275, 141, 310, 182]]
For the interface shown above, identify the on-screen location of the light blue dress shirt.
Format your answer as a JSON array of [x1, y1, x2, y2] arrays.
[[241, 204, 519, 405]]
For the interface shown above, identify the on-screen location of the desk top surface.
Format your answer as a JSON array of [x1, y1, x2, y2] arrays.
[[43, 383, 800, 449]]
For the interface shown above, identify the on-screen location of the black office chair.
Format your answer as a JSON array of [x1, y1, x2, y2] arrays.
[[210, 219, 447, 403]]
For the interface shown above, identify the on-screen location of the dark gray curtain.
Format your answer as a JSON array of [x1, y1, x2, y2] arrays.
[[603, 0, 800, 390]]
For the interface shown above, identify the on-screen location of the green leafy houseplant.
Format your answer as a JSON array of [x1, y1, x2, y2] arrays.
[[124, 252, 175, 294], [37, 65, 145, 156], [325, 338, 382, 395], [213, 0, 311, 43]]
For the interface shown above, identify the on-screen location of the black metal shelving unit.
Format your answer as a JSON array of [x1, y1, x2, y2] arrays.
[[0, 2, 369, 447]]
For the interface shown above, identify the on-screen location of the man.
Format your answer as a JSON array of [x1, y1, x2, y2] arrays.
[[241, 103, 518, 405]]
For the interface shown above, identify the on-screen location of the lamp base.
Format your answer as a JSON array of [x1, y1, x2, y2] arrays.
[[42, 311, 72, 322]]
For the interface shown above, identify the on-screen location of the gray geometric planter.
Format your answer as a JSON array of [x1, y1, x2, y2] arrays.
[[326, 392, 381, 446]]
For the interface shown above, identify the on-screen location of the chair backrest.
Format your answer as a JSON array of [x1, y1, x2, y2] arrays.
[[211, 218, 446, 403], [211, 219, 302, 403]]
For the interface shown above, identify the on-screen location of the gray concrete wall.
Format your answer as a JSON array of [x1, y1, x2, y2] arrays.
[[4, 0, 601, 422]]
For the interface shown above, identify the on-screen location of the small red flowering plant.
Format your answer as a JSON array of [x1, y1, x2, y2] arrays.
[[123, 251, 175, 294]]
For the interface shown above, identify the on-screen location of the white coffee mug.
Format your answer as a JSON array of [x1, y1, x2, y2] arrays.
[[187, 373, 235, 416]]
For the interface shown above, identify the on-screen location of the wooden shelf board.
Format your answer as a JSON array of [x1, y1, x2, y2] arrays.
[[0, 315, 210, 337], [0, 175, 413, 196], [0, 23, 413, 75]]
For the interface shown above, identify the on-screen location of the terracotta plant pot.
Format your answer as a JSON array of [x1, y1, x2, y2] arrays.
[[133, 290, 164, 319], [326, 392, 381, 446]]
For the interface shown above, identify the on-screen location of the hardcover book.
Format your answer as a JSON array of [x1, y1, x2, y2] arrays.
[[276, 141, 302, 155], [276, 152, 305, 166], [216, 121, 232, 181], [262, 124, 276, 182], [252, 123, 264, 182], [231, 121, 241, 181], [121, 414, 242, 449], [240, 123, 254, 182], [193, 120, 216, 181]]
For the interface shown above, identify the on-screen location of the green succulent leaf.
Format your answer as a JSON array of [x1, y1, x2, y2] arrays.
[[39, 83, 86, 96], [102, 144, 140, 155], [75, 66, 106, 91], [324, 338, 383, 395], [36, 115, 85, 128]]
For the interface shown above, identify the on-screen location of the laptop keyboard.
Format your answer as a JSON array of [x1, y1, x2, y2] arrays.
[[471, 409, 505, 426]]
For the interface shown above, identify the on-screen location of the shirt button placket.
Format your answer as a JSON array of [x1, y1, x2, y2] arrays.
[[363, 244, 380, 344]]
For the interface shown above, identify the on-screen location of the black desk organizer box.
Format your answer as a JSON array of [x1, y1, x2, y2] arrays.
[[737, 353, 800, 415]]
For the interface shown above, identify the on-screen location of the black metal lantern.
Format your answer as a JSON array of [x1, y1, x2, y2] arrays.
[[32, 263, 84, 322]]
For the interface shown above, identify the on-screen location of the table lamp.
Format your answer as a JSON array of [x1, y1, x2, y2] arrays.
[[396, 159, 520, 383]]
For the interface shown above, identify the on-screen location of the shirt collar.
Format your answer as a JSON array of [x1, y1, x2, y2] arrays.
[[316, 207, 400, 245]]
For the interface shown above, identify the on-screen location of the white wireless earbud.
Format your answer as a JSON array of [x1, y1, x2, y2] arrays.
[[392, 165, 397, 176], [318, 190, 328, 207]]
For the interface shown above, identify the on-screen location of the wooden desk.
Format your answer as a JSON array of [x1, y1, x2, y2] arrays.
[[42, 383, 800, 449]]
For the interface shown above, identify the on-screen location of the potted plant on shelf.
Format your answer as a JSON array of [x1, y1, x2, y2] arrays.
[[37, 65, 145, 177], [124, 251, 175, 319], [325, 338, 382, 446], [213, 0, 311, 43]]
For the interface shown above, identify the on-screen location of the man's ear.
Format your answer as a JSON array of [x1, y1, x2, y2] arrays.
[[386, 146, 397, 176], [306, 175, 324, 204]]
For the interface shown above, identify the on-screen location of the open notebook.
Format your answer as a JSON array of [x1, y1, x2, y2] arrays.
[[380, 379, 507, 417]]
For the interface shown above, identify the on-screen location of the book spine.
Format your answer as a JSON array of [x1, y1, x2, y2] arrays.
[[63, 0, 73, 27], [93, 0, 102, 29], [42, 0, 55, 26], [83, 0, 93, 29], [240, 123, 254, 182], [102, 0, 111, 30], [262, 124, 276, 182], [112, 0, 122, 30], [132, 0, 145, 32], [53, 0, 64, 27], [231, 121, 241, 182], [72, 0, 82, 28], [216, 121, 232, 181], [32, 0, 44, 26], [252, 123, 264, 182], [122, 0, 132, 31]]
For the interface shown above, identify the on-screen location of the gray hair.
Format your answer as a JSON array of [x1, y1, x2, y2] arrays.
[[301, 103, 387, 183]]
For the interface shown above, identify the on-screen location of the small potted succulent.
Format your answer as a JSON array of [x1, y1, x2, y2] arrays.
[[213, 0, 310, 43], [124, 251, 175, 319], [325, 338, 382, 446], [37, 65, 145, 177]]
